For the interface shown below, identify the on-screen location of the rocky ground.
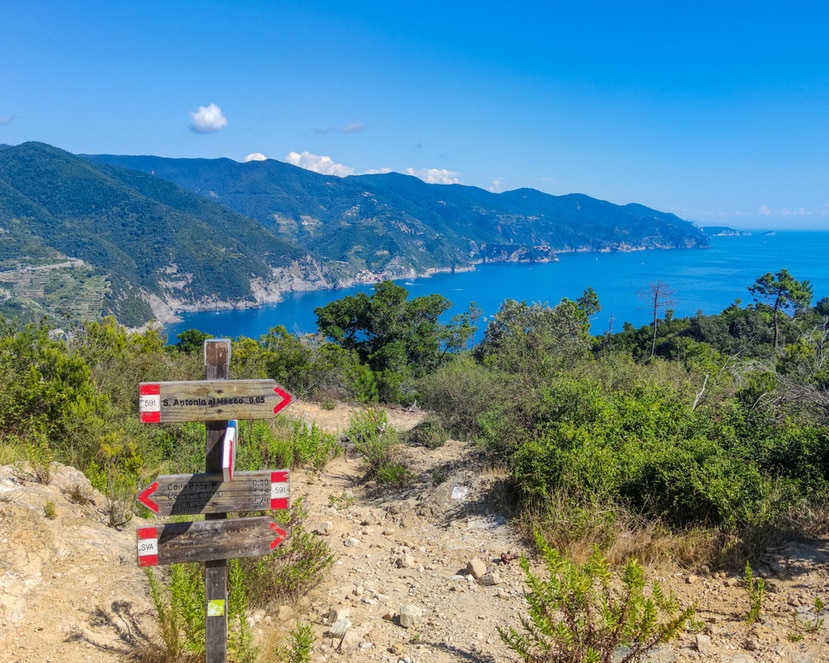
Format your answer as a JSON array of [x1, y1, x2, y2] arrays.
[[2, 401, 829, 662]]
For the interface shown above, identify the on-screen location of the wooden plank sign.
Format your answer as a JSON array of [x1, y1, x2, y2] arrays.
[[136, 470, 290, 516], [137, 516, 288, 566], [222, 420, 237, 482], [139, 380, 293, 423]]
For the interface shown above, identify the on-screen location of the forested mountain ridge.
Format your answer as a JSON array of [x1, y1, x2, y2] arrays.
[[0, 141, 707, 327], [88, 152, 708, 276], [0, 143, 312, 326]]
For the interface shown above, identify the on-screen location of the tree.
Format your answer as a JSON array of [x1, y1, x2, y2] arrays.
[[314, 281, 473, 401], [476, 290, 598, 379], [748, 269, 813, 350], [641, 281, 675, 359]]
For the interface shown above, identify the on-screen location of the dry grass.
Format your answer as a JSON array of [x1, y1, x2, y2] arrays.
[[521, 499, 736, 571]]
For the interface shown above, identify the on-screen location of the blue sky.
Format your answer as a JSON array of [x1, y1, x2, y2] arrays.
[[3, 1, 828, 229]]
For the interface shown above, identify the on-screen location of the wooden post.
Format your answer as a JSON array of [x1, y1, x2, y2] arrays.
[[204, 339, 230, 663]]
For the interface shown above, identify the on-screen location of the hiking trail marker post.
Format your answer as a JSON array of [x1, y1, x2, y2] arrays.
[[136, 339, 293, 663]]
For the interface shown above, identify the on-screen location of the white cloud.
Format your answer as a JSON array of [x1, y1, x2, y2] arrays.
[[243, 152, 267, 162], [0, 115, 12, 126], [363, 167, 393, 175], [284, 151, 354, 177], [759, 205, 772, 216], [489, 178, 506, 193], [189, 103, 228, 133], [404, 168, 460, 185]]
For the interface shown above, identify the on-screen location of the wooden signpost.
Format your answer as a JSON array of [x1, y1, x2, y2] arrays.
[[136, 470, 290, 516], [139, 379, 293, 423], [137, 517, 288, 566], [136, 339, 293, 663]]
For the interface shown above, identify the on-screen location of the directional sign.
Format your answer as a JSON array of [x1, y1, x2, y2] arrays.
[[222, 420, 237, 482], [139, 380, 293, 423], [137, 516, 288, 566], [136, 470, 290, 516]]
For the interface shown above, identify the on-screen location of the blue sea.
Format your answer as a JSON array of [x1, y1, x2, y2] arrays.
[[164, 231, 829, 342]]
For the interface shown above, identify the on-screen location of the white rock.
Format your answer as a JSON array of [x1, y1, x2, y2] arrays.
[[328, 617, 352, 636], [399, 604, 423, 629], [467, 557, 487, 579]]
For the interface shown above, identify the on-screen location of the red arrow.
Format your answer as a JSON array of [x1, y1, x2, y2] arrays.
[[137, 481, 159, 513], [269, 522, 288, 549], [273, 386, 293, 415]]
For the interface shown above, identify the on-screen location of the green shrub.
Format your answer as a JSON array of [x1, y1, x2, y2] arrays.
[[145, 560, 257, 662], [345, 409, 400, 478], [744, 561, 766, 625], [403, 418, 449, 449], [274, 621, 315, 663], [236, 418, 341, 472], [500, 532, 696, 663], [417, 356, 506, 440], [238, 498, 336, 607]]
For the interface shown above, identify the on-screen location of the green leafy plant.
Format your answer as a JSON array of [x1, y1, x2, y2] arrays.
[[499, 532, 696, 663], [146, 564, 205, 660], [328, 490, 356, 510], [791, 596, 825, 634], [274, 621, 315, 663], [145, 561, 257, 662], [65, 482, 94, 506], [238, 498, 336, 607], [744, 561, 766, 625], [345, 409, 411, 483], [44, 499, 57, 519]]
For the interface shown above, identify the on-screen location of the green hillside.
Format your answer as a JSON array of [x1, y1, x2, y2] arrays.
[[88, 153, 709, 275], [0, 143, 305, 326], [0, 142, 708, 327]]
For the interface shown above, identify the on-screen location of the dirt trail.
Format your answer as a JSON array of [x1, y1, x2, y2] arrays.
[[2, 401, 829, 662]]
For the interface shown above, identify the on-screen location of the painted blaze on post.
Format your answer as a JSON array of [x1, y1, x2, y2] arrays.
[[139, 379, 292, 423]]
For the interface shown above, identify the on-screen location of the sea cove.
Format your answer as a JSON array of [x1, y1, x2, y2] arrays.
[[164, 231, 829, 342]]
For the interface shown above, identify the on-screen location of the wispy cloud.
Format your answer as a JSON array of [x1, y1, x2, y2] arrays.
[[243, 152, 267, 162], [759, 205, 817, 217], [189, 103, 228, 133], [489, 178, 506, 193], [0, 115, 12, 126], [315, 121, 366, 136], [404, 168, 460, 185], [284, 151, 354, 177]]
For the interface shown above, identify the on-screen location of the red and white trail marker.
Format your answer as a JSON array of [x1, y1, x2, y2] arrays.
[[137, 527, 159, 567], [222, 420, 237, 482], [270, 470, 289, 510], [138, 383, 161, 424]]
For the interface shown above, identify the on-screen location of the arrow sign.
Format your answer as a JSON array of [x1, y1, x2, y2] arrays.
[[139, 380, 293, 423], [222, 420, 237, 482], [137, 516, 288, 566], [135, 470, 290, 516]]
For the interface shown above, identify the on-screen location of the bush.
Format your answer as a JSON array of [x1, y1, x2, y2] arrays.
[[417, 356, 506, 440], [500, 532, 696, 663], [238, 498, 336, 607], [403, 418, 449, 449], [345, 409, 399, 479], [236, 418, 341, 472]]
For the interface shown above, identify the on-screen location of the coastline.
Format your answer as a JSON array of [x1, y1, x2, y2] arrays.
[[151, 242, 704, 325]]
